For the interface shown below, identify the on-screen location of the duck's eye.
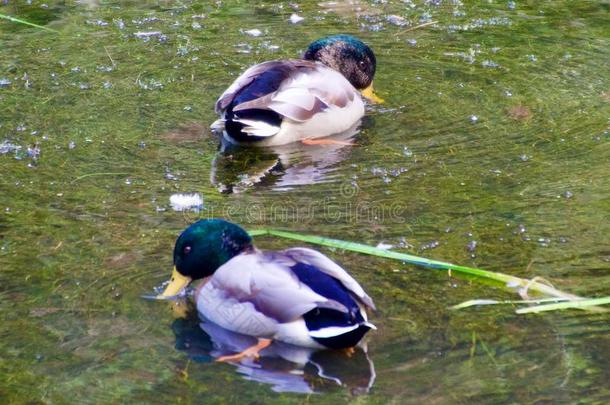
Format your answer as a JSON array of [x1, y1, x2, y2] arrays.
[[358, 60, 367, 69], [183, 245, 192, 255]]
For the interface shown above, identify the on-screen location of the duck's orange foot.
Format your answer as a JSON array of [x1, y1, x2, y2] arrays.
[[216, 338, 272, 363], [343, 346, 356, 357], [301, 138, 355, 146]]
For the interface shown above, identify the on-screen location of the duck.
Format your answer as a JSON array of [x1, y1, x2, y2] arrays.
[[159, 219, 376, 362], [211, 34, 384, 147]]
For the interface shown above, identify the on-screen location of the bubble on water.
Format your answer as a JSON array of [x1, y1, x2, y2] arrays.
[[183, 106, 193, 112], [403, 146, 413, 157], [519, 154, 531, 162], [27, 145, 40, 160], [481, 60, 499, 68], [103, 81, 113, 89], [370, 167, 386, 176], [170, 193, 203, 212], [469, 115, 479, 123], [419, 12, 433, 23], [289, 14, 304, 24], [0, 78, 11, 88], [138, 79, 164, 90], [124, 178, 132, 185], [1, 140, 21, 155], [68, 141, 76, 149], [21, 73, 31, 88], [507, 1, 516, 10], [96, 65, 114, 72], [177, 46, 189, 56], [397, 237, 414, 249], [406, 38, 417, 46], [165, 172, 178, 181], [114, 18, 125, 30], [132, 17, 162, 25], [563, 190, 574, 199], [421, 241, 440, 250], [86, 19, 109, 26], [79, 83, 91, 90], [259, 41, 279, 51], [558, 236, 568, 243], [235, 43, 253, 54], [191, 22, 202, 30], [466, 240, 477, 252], [363, 23, 384, 32], [376, 241, 394, 250], [386, 15, 407, 27], [538, 237, 550, 247], [526, 54, 538, 62], [134, 31, 165, 42], [71, 66, 82, 73], [242, 29, 262, 37]]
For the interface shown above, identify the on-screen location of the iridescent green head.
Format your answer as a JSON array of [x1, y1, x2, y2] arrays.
[[159, 219, 252, 297], [304, 34, 377, 91]]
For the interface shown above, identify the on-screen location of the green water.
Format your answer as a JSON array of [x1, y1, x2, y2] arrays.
[[1, 0, 609, 403]]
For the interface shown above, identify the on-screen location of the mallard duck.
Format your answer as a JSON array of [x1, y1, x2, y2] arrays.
[[159, 219, 376, 361], [211, 34, 383, 147]]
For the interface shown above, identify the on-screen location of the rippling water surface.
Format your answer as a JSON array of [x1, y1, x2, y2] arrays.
[[1, 1, 609, 403]]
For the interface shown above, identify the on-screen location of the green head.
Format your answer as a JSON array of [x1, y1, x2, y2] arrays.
[[304, 34, 377, 91], [159, 219, 252, 297]]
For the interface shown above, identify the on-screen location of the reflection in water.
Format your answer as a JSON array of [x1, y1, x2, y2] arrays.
[[171, 316, 375, 394], [210, 124, 360, 193]]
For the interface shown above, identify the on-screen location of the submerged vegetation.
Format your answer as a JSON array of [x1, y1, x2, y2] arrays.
[[1, 0, 609, 403]]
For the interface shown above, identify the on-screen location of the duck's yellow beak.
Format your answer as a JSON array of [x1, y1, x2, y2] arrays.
[[361, 82, 385, 104], [158, 266, 192, 298]]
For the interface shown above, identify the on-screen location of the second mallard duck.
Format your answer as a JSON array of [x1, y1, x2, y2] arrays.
[[211, 34, 383, 146], [159, 219, 376, 361]]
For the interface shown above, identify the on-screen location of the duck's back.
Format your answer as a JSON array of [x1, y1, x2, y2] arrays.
[[196, 248, 374, 348]]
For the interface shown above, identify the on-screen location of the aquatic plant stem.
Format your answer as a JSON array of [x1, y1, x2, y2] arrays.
[[516, 297, 610, 314], [0, 13, 58, 32], [247, 229, 603, 310], [72, 172, 129, 183]]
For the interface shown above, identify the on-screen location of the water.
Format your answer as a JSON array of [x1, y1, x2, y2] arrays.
[[1, 0, 609, 402]]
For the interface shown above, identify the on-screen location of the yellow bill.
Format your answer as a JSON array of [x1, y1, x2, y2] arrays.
[[158, 266, 192, 298], [361, 82, 385, 104]]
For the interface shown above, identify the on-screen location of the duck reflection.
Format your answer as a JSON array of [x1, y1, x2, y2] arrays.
[[210, 124, 360, 193], [171, 315, 375, 394]]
